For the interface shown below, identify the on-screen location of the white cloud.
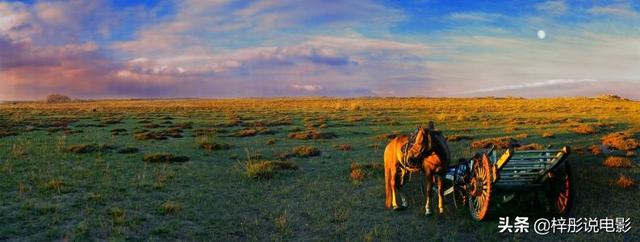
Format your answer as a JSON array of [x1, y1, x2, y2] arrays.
[[536, 0, 568, 15], [461, 79, 597, 94], [588, 4, 639, 17], [449, 12, 503, 22], [291, 84, 324, 92]]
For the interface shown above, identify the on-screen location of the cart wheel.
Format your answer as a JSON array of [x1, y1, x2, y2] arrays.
[[468, 153, 491, 221], [547, 162, 572, 216], [453, 184, 467, 208]]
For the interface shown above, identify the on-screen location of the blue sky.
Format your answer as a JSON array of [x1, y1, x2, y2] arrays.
[[1, 0, 639, 100]]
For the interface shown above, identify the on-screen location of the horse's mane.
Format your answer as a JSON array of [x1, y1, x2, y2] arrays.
[[428, 130, 451, 166]]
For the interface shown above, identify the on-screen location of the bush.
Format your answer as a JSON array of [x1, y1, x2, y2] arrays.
[[245, 160, 298, 180], [143, 153, 190, 163], [46, 94, 71, 104], [571, 124, 597, 135], [446, 134, 473, 142], [542, 132, 555, 138], [602, 156, 634, 168], [601, 131, 640, 151], [616, 175, 635, 189], [288, 130, 337, 140], [278, 146, 321, 159], [471, 136, 518, 149]]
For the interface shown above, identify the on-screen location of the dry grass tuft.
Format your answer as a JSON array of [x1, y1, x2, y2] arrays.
[[199, 142, 232, 151], [571, 124, 597, 135], [101, 117, 122, 125], [542, 132, 555, 138], [117, 147, 139, 154], [471, 136, 518, 149], [110, 207, 125, 225], [515, 133, 529, 139], [335, 144, 353, 151], [590, 145, 603, 156], [615, 175, 635, 189], [601, 131, 640, 151], [0, 130, 18, 138], [43, 179, 63, 191], [65, 143, 116, 154], [602, 156, 634, 168], [161, 201, 179, 215], [278, 146, 321, 159], [266, 138, 277, 145], [288, 130, 337, 140], [446, 134, 473, 142], [516, 143, 545, 151], [349, 162, 384, 181], [143, 153, 190, 163], [350, 168, 365, 181], [244, 160, 298, 180], [375, 131, 401, 141], [234, 127, 275, 137]]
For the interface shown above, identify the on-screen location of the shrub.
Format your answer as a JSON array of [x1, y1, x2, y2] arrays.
[[45, 94, 71, 104], [161, 201, 179, 215], [266, 138, 277, 145], [542, 132, 555, 138], [349, 162, 384, 181], [515, 143, 544, 151], [244, 160, 298, 180], [590, 145, 602, 156], [335, 144, 353, 151], [601, 132, 640, 151], [571, 124, 597, 135], [143, 153, 190, 163], [602, 156, 634, 168], [117, 147, 139, 154], [446, 135, 473, 142], [350, 168, 365, 181], [278, 146, 321, 159], [0, 130, 18, 138], [288, 130, 337, 140], [65, 143, 116, 154], [471, 137, 518, 149], [199, 142, 232, 151], [616, 175, 635, 189]]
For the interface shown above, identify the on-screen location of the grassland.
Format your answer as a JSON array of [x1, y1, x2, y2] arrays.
[[1, 97, 639, 241]]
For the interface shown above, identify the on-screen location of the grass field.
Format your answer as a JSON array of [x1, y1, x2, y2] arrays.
[[1, 97, 639, 241]]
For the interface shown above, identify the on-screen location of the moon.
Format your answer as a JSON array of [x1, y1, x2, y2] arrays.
[[537, 30, 546, 40]]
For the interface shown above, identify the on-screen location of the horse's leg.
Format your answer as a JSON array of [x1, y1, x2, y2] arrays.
[[384, 166, 391, 208], [437, 175, 445, 214], [390, 168, 400, 209], [423, 171, 433, 215], [397, 170, 408, 208]]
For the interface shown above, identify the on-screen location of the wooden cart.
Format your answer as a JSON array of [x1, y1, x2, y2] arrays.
[[444, 146, 572, 221]]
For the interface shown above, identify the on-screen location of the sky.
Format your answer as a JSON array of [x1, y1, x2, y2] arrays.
[[1, 0, 639, 100]]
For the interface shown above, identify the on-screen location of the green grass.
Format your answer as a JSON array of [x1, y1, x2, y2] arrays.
[[0, 97, 639, 240]]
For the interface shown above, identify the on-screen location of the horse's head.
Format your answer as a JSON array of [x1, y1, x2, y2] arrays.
[[423, 121, 451, 169]]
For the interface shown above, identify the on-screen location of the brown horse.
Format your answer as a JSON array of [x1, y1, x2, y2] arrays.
[[384, 122, 450, 215]]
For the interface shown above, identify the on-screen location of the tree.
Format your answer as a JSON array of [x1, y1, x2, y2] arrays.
[[46, 94, 72, 104]]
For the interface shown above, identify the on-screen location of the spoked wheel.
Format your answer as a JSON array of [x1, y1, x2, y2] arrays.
[[547, 162, 572, 216], [468, 154, 492, 221], [453, 184, 467, 209]]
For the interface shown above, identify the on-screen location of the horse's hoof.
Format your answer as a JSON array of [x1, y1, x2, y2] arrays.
[[438, 208, 444, 214], [393, 205, 407, 211], [425, 209, 432, 216]]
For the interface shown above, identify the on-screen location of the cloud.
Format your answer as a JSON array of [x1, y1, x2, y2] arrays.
[[588, 4, 639, 17], [536, 0, 568, 15], [460, 79, 597, 94], [2, 0, 640, 100], [448, 12, 503, 22], [291, 84, 324, 92]]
